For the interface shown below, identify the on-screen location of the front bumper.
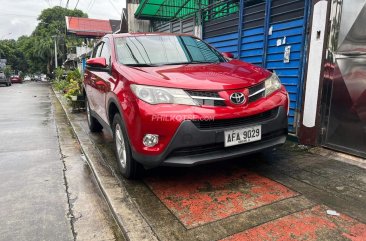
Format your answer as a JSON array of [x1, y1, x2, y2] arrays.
[[132, 106, 287, 168]]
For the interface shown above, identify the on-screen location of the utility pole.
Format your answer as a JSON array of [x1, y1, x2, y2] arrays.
[[53, 36, 58, 69]]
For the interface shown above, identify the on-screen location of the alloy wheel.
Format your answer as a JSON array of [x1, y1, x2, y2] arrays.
[[86, 100, 92, 124], [115, 124, 127, 169]]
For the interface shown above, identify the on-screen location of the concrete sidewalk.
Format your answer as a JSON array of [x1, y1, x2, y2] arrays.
[[55, 87, 366, 241]]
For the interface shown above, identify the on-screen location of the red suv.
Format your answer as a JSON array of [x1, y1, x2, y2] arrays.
[[84, 33, 289, 178]]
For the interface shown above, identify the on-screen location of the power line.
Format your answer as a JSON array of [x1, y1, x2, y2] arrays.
[[65, 0, 70, 8], [74, 0, 80, 10], [108, 0, 122, 16], [87, 0, 96, 12]]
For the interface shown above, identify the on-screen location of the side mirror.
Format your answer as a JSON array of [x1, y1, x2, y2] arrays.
[[86, 57, 107, 69], [222, 52, 234, 59]]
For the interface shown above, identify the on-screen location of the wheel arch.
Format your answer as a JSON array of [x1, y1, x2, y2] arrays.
[[107, 95, 124, 126]]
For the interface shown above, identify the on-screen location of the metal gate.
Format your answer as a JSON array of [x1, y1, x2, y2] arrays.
[[321, 0, 366, 158], [203, 0, 310, 133]]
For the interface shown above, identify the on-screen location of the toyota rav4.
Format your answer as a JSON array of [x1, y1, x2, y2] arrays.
[[84, 33, 289, 179]]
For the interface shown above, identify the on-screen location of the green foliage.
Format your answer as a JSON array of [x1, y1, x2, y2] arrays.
[[52, 69, 82, 101], [3, 66, 12, 78], [0, 39, 28, 73], [66, 69, 81, 82], [64, 79, 82, 100], [54, 67, 64, 81], [53, 79, 69, 92]]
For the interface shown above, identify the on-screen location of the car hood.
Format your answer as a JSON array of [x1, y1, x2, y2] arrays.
[[119, 60, 271, 90]]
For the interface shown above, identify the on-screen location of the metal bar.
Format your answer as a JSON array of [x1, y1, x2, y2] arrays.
[[172, 0, 192, 19], [271, 8, 305, 18], [296, 0, 311, 131], [135, 0, 149, 18], [271, 0, 304, 10], [249, 88, 265, 97], [190, 96, 225, 100], [237, 0, 245, 59], [262, 0, 271, 67]]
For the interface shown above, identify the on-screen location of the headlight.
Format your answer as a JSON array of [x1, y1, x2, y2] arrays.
[[265, 73, 282, 96], [130, 84, 198, 106]]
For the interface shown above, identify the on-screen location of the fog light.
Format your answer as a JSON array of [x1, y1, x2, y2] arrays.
[[143, 134, 159, 147]]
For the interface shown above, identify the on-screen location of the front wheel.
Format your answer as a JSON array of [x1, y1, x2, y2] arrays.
[[112, 113, 142, 179]]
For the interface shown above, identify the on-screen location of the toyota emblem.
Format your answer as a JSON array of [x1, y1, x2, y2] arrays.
[[230, 92, 246, 105]]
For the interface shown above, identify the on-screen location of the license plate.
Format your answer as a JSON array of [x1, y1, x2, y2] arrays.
[[224, 126, 261, 147]]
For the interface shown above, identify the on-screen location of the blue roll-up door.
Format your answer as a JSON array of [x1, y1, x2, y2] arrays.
[[203, 11, 239, 56], [240, 1, 266, 66], [265, 0, 309, 132]]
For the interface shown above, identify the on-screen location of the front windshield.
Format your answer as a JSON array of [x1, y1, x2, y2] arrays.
[[115, 35, 226, 66]]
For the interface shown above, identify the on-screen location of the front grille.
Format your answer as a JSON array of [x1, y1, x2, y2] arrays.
[[186, 90, 226, 107], [186, 91, 221, 98], [186, 81, 266, 107], [169, 129, 287, 157], [192, 108, 278, 129], [248, 82, 265, 103]]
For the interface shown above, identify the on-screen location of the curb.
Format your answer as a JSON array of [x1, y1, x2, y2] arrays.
[[52, 88, 158, 241]]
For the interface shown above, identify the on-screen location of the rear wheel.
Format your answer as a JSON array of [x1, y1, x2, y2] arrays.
[[112, 113, 142, 179], [85, 96, 103, 132]]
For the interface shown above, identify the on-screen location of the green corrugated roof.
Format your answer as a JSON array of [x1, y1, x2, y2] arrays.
[[135, 0, 210, 20]]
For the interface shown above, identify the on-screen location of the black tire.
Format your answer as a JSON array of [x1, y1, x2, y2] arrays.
[[85, 96, 103, 132], [112, 113, 142, 179]]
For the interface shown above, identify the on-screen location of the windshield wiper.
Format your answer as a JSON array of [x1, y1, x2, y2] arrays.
[[190, 61, 220, 64], [163, 61, 220, 66], [125, 63, 160, 67]]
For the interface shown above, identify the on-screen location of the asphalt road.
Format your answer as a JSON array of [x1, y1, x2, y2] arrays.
[[0, 82, 73, 241], [0, 82, 123, 241]]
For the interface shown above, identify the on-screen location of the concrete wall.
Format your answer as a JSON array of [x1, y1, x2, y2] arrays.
[[127, 3, 150, 32]]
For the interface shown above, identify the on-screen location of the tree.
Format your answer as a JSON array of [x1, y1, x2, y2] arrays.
[[0, 39, 27, 73], [3, 65, 12, 78]]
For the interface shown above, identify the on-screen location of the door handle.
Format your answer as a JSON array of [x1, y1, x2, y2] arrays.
[[95, 80, 108, 91]]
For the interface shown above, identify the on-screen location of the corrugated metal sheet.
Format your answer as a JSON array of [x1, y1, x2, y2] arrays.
[[265, 0, 308, 132], [205, 33, 239, 56], [240, 27, 265, 66], [266, 19, 306, 131], [153, 17, 195, 35]]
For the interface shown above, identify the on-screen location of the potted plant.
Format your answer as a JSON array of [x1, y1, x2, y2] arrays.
[[63, 69, 85, 111]]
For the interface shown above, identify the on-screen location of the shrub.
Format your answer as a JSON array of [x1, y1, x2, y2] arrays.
[[54, 67, 64, 81], [53, 79, 69, 92], [64, 79, 81, 100]]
